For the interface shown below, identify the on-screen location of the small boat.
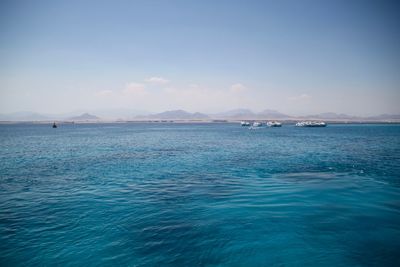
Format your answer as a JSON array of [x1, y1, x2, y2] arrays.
[[295, 121, 326, 127], [240, 121, 251, 126], [267, 121, 282, 127], [249, 121, 263, 129], [52, 122, 57, 128]]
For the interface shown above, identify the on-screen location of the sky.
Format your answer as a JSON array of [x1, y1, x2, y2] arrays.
[[0, 0, 399, 116]]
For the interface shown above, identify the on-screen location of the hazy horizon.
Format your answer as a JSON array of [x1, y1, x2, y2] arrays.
[[1, 0, 399, 116], [1, 107, 400, 122]]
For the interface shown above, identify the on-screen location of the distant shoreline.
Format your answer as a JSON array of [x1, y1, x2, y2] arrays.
[[1, 120, 399, 125]]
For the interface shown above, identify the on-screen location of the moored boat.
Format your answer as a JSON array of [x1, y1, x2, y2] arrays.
[[295, 121, 326, 127], [240, 121, 251, 126], [267, 121, 282, 127], [249, 121, 263, 129]]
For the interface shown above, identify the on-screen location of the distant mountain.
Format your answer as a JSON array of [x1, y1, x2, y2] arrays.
[[257, 109, 290, 119], [68, 113, 100, 121], [212, 109, 290, 120], [0, 112, 51, 121], [135, 110, 209, 120], [1, 110, 399, 122], [298, 112, 400, 121], [212, 109, 256, 119], [366, 114, 400, 121], [79, 108, 149, 120], [302, 112, 358, 120]]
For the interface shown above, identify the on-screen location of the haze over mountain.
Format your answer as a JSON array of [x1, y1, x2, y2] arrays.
[[68, 113, 100, 121], [60, 109, 149, 120], [211, 109, 290, 120], [135, 110, 209, 120], [1, 109, 399, 122], [258, 110, 290, 119], [0, 112, 51, 121], [212, 109, 255, 118]]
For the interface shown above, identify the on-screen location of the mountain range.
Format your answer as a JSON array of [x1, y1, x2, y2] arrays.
[[134, 110, 209, 120], [68, 113, 100, 121], [0, 109, 399, 122]]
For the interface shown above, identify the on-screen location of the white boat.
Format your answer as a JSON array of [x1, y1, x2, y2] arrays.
[[249, 121, 263, 129], [267, 121, 282, 127], [240, 121, 251, 126], [295, 121, 326, 127]]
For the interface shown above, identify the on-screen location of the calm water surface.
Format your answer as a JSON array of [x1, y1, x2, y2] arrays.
[[0, 123, 399, 266]]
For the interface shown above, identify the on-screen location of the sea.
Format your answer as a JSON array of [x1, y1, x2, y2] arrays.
[[0, 123, 399, 266]]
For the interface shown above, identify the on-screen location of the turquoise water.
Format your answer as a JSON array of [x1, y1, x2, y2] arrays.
[[0, 123, 399, 266]]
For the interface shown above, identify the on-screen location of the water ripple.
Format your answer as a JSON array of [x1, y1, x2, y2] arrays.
[[0, 123, 399, 266]]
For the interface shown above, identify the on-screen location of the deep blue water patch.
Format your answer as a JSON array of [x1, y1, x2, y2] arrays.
[[0, 123, 399, 266]]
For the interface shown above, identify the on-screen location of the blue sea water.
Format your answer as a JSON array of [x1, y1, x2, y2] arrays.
[[0, 123, 400, 266]]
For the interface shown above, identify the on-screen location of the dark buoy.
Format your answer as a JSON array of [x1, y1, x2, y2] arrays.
[[52, 122, 57, 128]]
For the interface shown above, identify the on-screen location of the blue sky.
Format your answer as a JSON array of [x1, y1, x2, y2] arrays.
[[0, 0, 399, 115]]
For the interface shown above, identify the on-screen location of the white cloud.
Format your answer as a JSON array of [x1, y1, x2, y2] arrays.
[[145, 76, 169, 85], [92, 81, 259, 113], [230, 83, 247, 93]]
